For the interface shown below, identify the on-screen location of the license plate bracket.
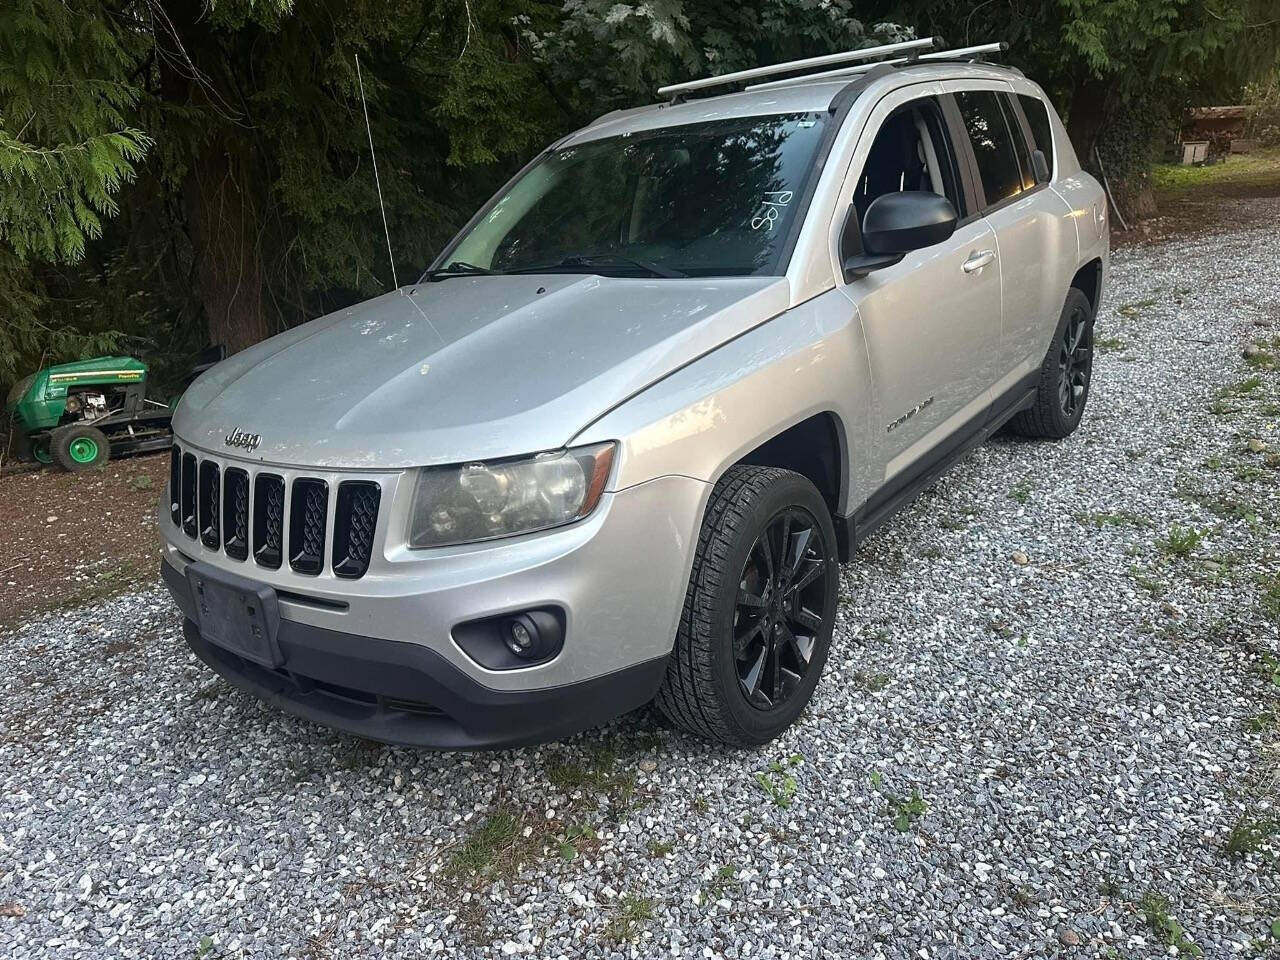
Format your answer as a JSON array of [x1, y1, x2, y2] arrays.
[[186, 561, 283, 669]]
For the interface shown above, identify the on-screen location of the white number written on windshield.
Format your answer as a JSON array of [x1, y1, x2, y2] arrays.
[[751, 190, 794, 231]]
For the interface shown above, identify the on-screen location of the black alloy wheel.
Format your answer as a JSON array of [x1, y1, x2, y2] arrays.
[[655, 465, 839, 746], [733, 508, 829, 711], [1058, 302, 1092, 419], [1008, 287, 1095, 439]]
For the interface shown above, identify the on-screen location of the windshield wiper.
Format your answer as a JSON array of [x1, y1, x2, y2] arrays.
[[508, 254, 687, 279], [423, 260, 496, 281]]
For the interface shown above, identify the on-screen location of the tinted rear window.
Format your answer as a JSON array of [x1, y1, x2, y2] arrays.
[[1018, 94, 1055, 178], [999, 95, 1037, 190], [956, 90, 1024, 208]]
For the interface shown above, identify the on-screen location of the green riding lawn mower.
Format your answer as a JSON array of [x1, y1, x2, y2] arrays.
[[4, 348, 224, 472]]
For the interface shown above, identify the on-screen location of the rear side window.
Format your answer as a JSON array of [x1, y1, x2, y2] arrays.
[[1018, 94, 1055, 179], [955, 90, 1024, 208]]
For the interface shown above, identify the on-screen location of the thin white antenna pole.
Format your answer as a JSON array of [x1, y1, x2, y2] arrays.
[[355, 54, 400, 292]]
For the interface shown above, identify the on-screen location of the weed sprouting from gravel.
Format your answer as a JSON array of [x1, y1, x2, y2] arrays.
[[1222, 814, 1279, 857], [884, 789, 928, 833], [1007, 480, 1033, 504], [647, 839, 673, 858], [1140, 893, 1203, 956], [1160, 525, 1207, 557], [602, 894, 653, 943], [855, 669, 892, 691], [1119, 296, 1160, 318], [754, 755, 802, 808], [1260, 574, 1280, 622]]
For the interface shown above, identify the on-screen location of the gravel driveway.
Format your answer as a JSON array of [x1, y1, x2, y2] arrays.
[[3, 204, 1279, 959]]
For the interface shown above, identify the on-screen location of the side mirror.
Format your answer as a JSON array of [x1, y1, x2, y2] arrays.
[[843, 191, 958, 280]]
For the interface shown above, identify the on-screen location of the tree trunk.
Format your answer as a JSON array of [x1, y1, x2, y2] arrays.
[[184, 144, 270, 355], [1064, 78, 1110, 162], [157, 0, 272, 356]]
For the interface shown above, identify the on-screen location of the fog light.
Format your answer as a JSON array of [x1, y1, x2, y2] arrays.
[[504, 615, 539, 658]]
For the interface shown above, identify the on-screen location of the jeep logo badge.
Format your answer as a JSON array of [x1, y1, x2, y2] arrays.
[[224, 427, 262, 452]]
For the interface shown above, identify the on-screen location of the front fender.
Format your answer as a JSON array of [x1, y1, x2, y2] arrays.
[[570, 288, 874, 517]]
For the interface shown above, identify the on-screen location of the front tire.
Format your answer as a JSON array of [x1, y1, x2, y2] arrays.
[[1009, 287, 1095, 439], [656, 466, 839, 746], [51, 424, 110, 472]]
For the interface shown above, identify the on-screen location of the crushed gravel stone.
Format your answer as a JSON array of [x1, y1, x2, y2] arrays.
[[3, 203, 1279, 958]]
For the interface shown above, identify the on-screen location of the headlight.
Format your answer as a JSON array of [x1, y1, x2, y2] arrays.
[[407, 443, 616, 548]]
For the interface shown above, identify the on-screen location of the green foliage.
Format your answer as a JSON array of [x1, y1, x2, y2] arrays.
[[535, 0, 909, 115], [0, 2, 153, 261], [0, 0, 1277, 397], [868, 0, 1280, 206], [1246, 71, 1280, 146]]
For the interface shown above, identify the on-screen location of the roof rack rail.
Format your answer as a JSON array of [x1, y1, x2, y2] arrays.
[[746, 42, 1010, 92], [656, 37, 941, 101]]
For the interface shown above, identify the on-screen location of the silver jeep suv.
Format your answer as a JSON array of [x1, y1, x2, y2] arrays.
[[160, 44, 1107, 749]]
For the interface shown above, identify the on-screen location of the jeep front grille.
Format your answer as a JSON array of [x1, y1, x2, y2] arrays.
[[333, 481, 380, 579], [181, 452, 197, 538], [288, 478, 328, 576], [223, 468, 250, 561], [169, 446, 182, 526], [167, 445, 379, 579], [253, 473, 285, 570], [198, 460, 220, 549]]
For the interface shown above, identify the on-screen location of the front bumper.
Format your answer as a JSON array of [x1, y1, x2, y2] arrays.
[[159, 454, 708, 748], [165, 562, 667, 749]]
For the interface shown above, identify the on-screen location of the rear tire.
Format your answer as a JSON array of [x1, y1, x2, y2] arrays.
[[656, 466, 839, 746], [1009, 288, 1095, 439], [51, 424, 110, 472], [11, 432, 50, 465]]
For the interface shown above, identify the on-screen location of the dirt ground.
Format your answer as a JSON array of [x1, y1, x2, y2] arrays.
[[1113, 147, 1280, 246], [0, 452, 168, 626]]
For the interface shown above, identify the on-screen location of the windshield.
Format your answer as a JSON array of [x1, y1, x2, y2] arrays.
[[438, 113, 828, 279]]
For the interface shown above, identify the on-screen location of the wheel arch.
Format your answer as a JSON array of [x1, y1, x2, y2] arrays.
[[721, 410, 849, 549], [1070, 257, 1103, 314]]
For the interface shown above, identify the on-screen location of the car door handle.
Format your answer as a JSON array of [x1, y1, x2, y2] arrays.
[[962, 250, 996, 273]]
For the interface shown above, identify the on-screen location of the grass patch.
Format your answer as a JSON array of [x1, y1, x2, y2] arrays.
[[1139, 892, 1202, 956], [1260, 574, 1280, 623], [1096, 335, 1127, 353], [1218, 375, 1263, 398], [1118, 296, 1159, 318], [1248, 706, 1280, 733], [855, 670, 892, 692], [545, 747, 637, 810], [1077, 509, 1152, 529], [1007, 480, 1033, 504], [1223, 814, 1279, 857], [1152, 149, 1280, 202], [1128, 566, 1166, 596], [647, 840, 673, 859], [602, 894, 653, 943], [443, 809, 525, 882], [1159, 525, 1206, 558], [1243, 338, 1279, 371]]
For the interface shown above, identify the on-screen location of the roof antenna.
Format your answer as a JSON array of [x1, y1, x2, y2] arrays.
[[355, 54, 400, 292]]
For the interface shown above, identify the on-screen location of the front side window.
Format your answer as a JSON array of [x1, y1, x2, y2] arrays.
[[853, 96, 965, 224], [956, 90, 1024, 208], [442, 113, 829, 278]]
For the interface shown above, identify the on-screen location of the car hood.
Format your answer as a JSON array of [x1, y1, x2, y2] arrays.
[[175, 274, 788, 469]]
